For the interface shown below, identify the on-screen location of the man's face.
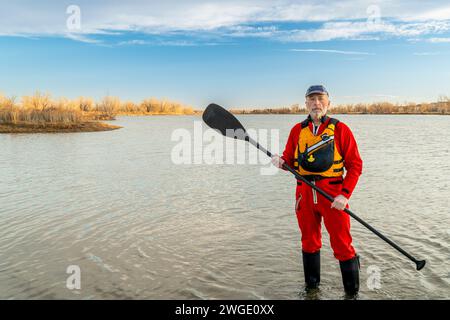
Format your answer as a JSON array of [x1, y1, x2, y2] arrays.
[[305, 93, 330, 120]]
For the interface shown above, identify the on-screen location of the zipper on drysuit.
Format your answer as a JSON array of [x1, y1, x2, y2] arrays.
[[312, 180, 318, 204], [311, 123, 319, 205], [312, 123, 320, 135]]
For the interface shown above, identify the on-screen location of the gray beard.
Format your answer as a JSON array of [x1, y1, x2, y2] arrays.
[[310, 111, 325, 122]]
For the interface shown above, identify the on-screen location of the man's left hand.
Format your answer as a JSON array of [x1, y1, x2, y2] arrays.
[[331, 194, 349, 211]]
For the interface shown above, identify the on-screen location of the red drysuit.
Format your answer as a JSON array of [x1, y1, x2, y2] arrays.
[[282, 116, 363, 261]]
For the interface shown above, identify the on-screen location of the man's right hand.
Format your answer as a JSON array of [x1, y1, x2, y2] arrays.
[[271, 154, 285, 169]]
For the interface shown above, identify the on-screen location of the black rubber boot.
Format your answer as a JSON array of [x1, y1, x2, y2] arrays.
[[302, 250, 320, 289], [339, 254, 360, 296]]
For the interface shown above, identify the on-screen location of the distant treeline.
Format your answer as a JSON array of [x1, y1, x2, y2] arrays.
[[230, 99, 450, 115], [0, 92, 195, 125]]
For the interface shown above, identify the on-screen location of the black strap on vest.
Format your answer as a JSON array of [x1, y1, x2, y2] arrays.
[[300, 119, 309, 129], [300, 116, 339, 130]]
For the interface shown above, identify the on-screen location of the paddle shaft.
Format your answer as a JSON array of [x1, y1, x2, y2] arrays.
[[247, 136, 425, 269]]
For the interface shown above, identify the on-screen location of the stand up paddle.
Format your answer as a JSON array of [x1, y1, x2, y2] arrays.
[[202, 103, 426, 271]]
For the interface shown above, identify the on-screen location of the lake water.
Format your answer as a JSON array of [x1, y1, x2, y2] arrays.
[[0, 115, 449, 299]]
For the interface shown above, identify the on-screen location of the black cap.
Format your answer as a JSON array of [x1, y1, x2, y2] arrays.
[[305, 85, 329, 97]]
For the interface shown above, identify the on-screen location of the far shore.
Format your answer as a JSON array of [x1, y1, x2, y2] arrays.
[[115, 111, 198, 116], [0, 121, 121, 134], [1, 92, 449, 134], [228, 101, 450, 115], [0, 92, 195, 134], [227, 111, 450, 115]]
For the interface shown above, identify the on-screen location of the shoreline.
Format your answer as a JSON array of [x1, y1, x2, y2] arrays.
[[227, 112, 450, 116], [0, 121, 122, 134], [119, 111, 450, 116], [115, 112, 196, 116], [1, 112, 448, 134]]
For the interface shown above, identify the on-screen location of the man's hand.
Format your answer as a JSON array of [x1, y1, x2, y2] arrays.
[[331, 194, 349, 211], [271, 154, 285, 168]]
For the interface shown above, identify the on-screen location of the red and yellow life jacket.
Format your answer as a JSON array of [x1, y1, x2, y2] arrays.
[[294, 117, 344, 178]]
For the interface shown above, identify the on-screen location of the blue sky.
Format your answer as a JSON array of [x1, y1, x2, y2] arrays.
[[1, 0, 450, 109]]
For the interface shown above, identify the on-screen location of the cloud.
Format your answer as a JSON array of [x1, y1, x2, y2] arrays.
[[1, 0, 450, 44], [344, 57, 366, 61], [372, 94, 400, 99], [290, 49, 374, 55], [413, 52, 441, 56], [117, 39, 221, 46], [65, 32, 102, 44], [410, 6, 450, 21], [118, 40, 150, 46], [225, 25, 279, 38], [281, 20, 450, 42], [428, 37, 450, 43], [339, 94, 401, 102]]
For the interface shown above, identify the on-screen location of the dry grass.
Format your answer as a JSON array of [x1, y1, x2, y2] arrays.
[[136, 98, 194, 115], [231, 98, 450, 115], [0, 91, 196, 132], [1, 93, 84, 125], [331, 99, 450, 114], [0, 92, 120, 133]]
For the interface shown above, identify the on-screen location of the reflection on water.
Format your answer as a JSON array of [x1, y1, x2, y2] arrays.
[[0, 115, 449, 299]]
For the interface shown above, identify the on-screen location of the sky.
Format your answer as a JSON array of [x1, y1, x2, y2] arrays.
[[1, 0, 450, 109]]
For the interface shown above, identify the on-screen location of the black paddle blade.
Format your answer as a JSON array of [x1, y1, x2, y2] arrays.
[[202, 103, 248, 140], [416, 260, 426, 271]]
